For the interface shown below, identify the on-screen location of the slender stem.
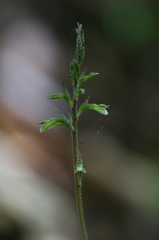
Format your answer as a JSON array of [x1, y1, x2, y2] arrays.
[[71, 98, 88, 240]]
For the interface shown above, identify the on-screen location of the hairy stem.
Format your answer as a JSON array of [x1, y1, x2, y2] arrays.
[[71, 98, 88, 240]]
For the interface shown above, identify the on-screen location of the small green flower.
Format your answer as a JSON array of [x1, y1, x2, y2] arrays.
[[78, 72, 99, 88], [75, 88, 85, 99], [77, 103, 109, 118], [39, 117, 73, 133], [48, 92, 73, 107], [74, 163, 87, 174]]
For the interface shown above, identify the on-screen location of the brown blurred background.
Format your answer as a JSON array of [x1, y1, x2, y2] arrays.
[[0, 0, 159, 240]]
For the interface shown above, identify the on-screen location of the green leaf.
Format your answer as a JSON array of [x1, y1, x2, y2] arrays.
[[39, 117, 72, 133], [75, 88, 85, 99], [78, 72, 99, 87], [77, 103, 109, 118], [48, 93, 72, 107]]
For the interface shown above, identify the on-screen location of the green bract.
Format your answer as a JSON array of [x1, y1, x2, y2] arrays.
[[39, 117, 73, 133], [77, 103, 109, 118], [48, 92, 73, 107]]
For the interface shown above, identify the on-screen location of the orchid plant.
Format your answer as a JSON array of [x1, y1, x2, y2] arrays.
[[39, 23, 109, 240]]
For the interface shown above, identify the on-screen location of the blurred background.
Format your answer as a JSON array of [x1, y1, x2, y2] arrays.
[[0, 0, 159, 239]]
